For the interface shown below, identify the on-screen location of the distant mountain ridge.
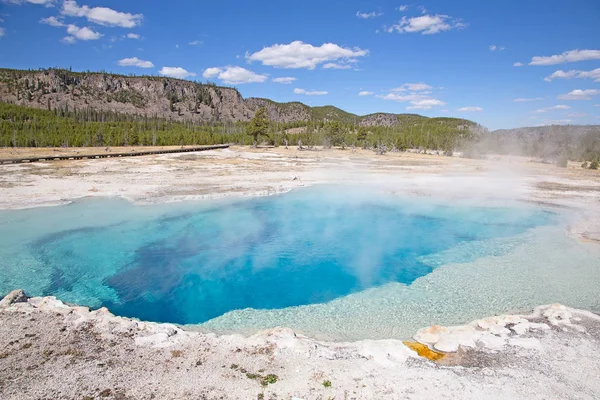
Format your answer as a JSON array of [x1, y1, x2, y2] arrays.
[[0, 68, 473, 128]]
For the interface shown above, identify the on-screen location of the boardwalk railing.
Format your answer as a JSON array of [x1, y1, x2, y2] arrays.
[[0, 144, 230, 165]]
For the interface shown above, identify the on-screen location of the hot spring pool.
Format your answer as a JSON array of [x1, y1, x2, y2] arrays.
[[1, 187, 599, 340]]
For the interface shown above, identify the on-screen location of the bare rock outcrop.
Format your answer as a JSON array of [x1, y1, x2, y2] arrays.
[[0, 69, 314, 124], [1, 289, 599, 399], [0, 289, 27, 308]]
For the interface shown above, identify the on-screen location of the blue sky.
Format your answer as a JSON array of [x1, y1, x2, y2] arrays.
[[0, 0, 599, 129]]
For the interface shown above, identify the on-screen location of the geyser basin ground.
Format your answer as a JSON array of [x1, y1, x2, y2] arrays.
[[1, 186, 599, 340]]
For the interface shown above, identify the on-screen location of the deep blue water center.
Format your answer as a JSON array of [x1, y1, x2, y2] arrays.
[[0, 187, 557, 325]]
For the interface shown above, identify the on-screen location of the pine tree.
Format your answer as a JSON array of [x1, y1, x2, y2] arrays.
[[357, 126, 368, 148], [246, 107, 269, 147], [324, 121, 343, 147]]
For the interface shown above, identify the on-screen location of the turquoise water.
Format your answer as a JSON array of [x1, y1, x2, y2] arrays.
[[0, 187, 562, 333]]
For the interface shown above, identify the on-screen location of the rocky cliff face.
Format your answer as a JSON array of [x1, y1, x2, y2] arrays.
[[0, 68, 260, 122], [359, 113, 402, 127], [0, 69, 320, 123], [0, 68, 473, 127]]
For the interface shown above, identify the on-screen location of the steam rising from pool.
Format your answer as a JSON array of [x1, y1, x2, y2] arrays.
[[1, 186, 599, 339]]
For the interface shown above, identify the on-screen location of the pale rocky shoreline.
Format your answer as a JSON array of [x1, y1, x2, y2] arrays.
[[1, 146, 599, 399], [1, 289, 600, 400]]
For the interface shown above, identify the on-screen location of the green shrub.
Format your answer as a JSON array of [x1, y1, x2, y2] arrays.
[[261, 374, 278, 386]]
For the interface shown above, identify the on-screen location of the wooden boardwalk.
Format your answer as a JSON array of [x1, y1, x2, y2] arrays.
[[0, 144, 229, 165]]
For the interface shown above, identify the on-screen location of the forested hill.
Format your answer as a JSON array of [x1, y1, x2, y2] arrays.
[[0, 68, 475, 128], [0, 67, 484, 150]]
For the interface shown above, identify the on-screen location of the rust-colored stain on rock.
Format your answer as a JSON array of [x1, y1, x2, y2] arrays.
[[403, 341, 445, 361]]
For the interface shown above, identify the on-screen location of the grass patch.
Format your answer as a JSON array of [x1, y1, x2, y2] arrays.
[[245, 372, 279, 387], [323, 380, 332, 388], [262, 374, 278, 386]]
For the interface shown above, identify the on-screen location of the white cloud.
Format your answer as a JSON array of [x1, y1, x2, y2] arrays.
[[392, 82, 432, 91], [513, 97, 544, 102], [574, 69, 600, 82], [489, 45, 505, 51], [0, 27, 4, 37], [216, 66, 267, 84], [534, 105, 571, 113], [189, 40, 202, 46], [61, 35, 75, 44], [377, 89, 445, 110], [513, 62, 524, 67], [118, 57, 153, 68], [386, 14, 466, 35], [595, 104, 600, 107], [544, 68, 600, 83], [378, 93, 417, 101], [40, 16, 64, 26], [246, 41, 368, 69], [126, 33, 140, 39], [543, 70, 578, 82], [43, 15, 107, 45], [567, 112, 587, 118], [557, 89, 600, 100], [358, 91, 373, 96], [4, 0, 55, 6], [323, 63, 351, 70], [529, 49, 600, 66], [64, 24, 101, 41], [458, 106, 483, 112], [202, 67, 221, 79], [407, 99, 446, 110], [377, 82, 445, 110], [201, 66, 267, 84], [398, 5, 408, 11], [294, 88, 328, 96], [356, 11, 382, 19], [159, 67, 196, 79], [272, 77, 296, 84], [61, 0, 142, 28]]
